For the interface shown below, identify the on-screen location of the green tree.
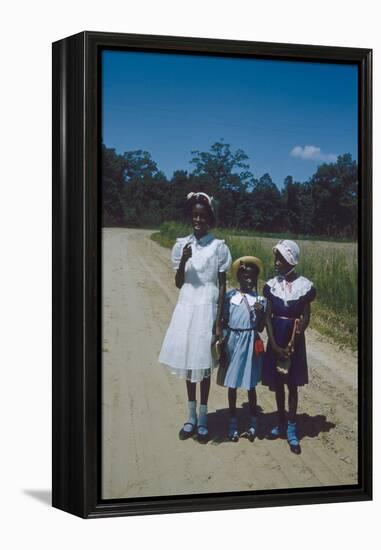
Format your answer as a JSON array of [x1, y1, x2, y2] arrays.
[[166, 170, 192, 221], [311, 153, 358, 237], [102, 145, 126, 226], [122, 150, 169, 226], [190, 141, 253, 194], [298, 182, 315, 235], [122, 150, 159, 181], [102, 142, 358, 238], [250, 173, 284, 231]]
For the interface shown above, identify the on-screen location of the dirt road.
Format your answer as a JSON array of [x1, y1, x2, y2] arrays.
[[102, 228, 358, 499]]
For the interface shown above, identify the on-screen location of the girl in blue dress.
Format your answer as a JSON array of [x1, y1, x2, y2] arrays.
[[221, 256, 266, 442], [262, 240, 316, 454]]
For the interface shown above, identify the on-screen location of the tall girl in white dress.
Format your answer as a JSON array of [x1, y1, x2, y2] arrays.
[[159, 192, 232, 442]]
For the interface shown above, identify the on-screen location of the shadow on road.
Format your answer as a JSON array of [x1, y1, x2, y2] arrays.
[[204, 403, 336, 445]]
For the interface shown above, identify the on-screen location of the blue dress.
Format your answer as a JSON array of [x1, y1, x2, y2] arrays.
[[222, 289, 265, 390], [262, 275, 316, 390]]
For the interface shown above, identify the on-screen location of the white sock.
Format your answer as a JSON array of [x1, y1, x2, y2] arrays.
[[198, 404, 208, 435], [183, 400, 197, 433]]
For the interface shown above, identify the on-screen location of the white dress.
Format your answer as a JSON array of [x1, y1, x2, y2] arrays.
[[159, 233, 232, 382]]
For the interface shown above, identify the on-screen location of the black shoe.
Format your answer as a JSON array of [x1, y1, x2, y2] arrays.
[[288, 442, 302, 454], [241, 427, 256, 442], [196, 426, 209, 444], [179, 422, 196, 440]]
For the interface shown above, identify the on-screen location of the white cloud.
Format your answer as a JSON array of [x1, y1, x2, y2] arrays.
[[290, 145, 337, 162]]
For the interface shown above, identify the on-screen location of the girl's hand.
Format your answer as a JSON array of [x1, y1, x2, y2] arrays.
[[274, 345, 290, 360], [181, 243, 192, 263], [254, 302, 264, 313], [215, 320, 222, 338]]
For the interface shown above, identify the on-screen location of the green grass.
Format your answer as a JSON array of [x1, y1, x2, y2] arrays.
[[150, 221, 355, 243], [208, 226, 355, 243], [151, 221, 358, 350]]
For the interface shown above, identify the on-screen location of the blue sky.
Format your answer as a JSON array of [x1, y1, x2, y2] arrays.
[[102, 50, 358, 188]]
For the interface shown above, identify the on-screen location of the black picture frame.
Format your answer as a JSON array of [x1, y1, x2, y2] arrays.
[[52, 31, 372, 519]]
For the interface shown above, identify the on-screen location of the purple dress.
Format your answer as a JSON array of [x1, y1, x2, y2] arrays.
[[262, 275, 316, 390]]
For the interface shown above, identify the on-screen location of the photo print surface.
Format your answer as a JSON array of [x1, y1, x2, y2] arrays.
[[101, 49, 358, 499]]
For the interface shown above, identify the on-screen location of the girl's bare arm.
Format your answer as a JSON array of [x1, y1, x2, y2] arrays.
[[215, 271, 227, 336], [255, 303, 266, 332], [175, 243, 192, 289], [298, 302, 311, 333]]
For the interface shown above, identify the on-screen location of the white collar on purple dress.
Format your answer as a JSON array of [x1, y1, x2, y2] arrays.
[[267, 275, 313, 305]]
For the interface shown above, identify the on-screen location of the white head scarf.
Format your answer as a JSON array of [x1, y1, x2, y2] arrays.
[[273, 239, 300, 266], [186, 192, 216, 215]]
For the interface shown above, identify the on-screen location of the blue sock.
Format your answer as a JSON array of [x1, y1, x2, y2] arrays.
[[198, 404, 208, 435], [183, 400, 197, 433]]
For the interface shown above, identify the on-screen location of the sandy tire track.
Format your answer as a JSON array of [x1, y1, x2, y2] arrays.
[[102, 228, 358, 499]]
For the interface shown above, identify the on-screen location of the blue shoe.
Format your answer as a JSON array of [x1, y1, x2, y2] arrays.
[[287, 421, 301, 454]]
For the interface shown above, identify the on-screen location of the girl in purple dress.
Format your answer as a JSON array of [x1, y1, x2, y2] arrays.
[[262, 240, 316, 454]]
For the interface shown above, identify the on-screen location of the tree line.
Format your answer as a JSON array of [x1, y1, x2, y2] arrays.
[[102, 141, 358, 238]]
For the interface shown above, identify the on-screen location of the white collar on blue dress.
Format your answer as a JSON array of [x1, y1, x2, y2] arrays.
[[230, 290, 257, 306]]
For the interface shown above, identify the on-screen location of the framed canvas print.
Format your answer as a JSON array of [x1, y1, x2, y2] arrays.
[[52, 31, 372, 518]]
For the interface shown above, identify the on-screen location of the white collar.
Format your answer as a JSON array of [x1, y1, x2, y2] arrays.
[[230, 290, 257, 306], [266, 275, 313, 305]]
